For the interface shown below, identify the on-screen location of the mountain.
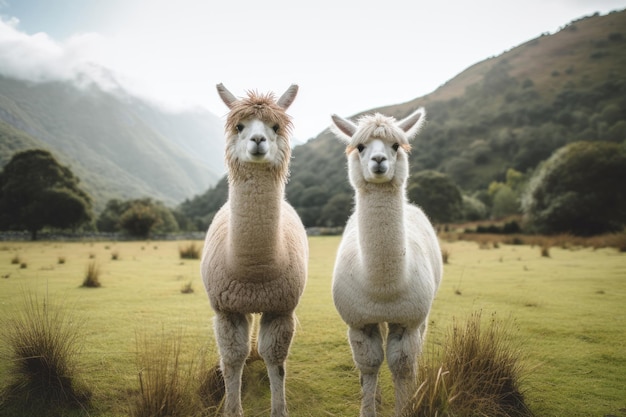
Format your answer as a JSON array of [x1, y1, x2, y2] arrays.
[[0, 75, 225, 211], [181, 9, 626, 229]]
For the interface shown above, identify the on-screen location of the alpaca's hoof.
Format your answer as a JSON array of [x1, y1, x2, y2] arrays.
[[270, 407, 289, 417]]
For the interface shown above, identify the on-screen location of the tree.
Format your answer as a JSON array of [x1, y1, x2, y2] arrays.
[[407, 170, 463, 224], [522, 141, 626, 236], [0, 149, 93, 239], [118, 202, 162, 238], [97, 198, 179, 237], [319, 193, 352, 227]]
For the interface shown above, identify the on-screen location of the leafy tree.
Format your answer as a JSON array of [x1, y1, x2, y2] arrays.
[[0, 149, 93, 239], [97, 198, 179, 237], [491, 186, 520, 218], [319, 193, 352, 227], [522, 141, 626, 236], [97, 199, 125, 232], [487, 168, 528, 218], [407, 170, 463, 224], [462, 195, 488, 221], [119, 202, 162, 238]]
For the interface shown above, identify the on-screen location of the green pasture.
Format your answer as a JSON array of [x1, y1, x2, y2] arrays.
[[0, 237, 624, 416]]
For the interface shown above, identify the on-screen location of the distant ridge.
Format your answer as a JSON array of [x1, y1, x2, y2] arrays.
[[0, 75, 225, 211]]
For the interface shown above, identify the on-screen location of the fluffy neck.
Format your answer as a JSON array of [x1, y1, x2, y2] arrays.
[[227, 164, 285, 262], [355, 183, 407, 281]]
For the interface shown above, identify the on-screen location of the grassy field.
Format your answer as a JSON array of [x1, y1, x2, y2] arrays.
[[0, 237, 625, 416]]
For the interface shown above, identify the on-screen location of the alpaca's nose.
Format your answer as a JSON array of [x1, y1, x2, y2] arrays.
[[372, 155, 387, 164], [250, 135, 266, 144]]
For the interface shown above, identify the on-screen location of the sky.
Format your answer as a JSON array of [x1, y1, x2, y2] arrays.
[[0, 0, 624, 141]]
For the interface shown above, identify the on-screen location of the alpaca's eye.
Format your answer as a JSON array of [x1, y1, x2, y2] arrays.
[[236, 124, 244, 133], [272, 124, 279, 133], [357, 144, 365, 153], [392, 143, 400, 151]]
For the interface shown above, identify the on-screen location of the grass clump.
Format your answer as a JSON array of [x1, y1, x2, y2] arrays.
[[179, 242, 201, 260], [82, 261, 101, 287], [180, 281, 194, 294], [132, 330, 204, 417], [403, 311, 531, 417], [441, 248, 450, 264], [0, 293, 90, 415]]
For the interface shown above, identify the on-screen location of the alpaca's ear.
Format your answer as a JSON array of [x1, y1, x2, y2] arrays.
[[397, 107, 426, 140], [217, 83, 238, 109], [330, 114, 357, 143], [277, 84, 299, 109]]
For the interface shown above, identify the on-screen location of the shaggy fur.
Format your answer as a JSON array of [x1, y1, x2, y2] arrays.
[[224, 91, 294, 184], [330, 108, 442, 417], [201, 84, 308, 417]]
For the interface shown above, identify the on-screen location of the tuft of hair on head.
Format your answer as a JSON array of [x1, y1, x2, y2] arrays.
[[330, 107, 426, 153]]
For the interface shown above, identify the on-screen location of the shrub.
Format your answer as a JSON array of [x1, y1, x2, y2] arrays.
[[132, 331, 203, 417], [179, 242, 201, 260], [82, 261, 101, 288], [522, 141, 626, 236], [403, 311, 531, 417], [0, 293, 90, 414]]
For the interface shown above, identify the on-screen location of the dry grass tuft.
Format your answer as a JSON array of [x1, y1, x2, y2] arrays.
[[179, 242, 201, 260], [132, 330, 205, 417], [180, 281, 194, 294], [0, 293, 90, 415], [403, 311, 532, 417], [111, 250, 120, 260], [10, 254, 20, 264], [198, 364, 225, 411], [540, 246, 551, 258], [441, 248, 450, 264], [82, 261, 101, 288]]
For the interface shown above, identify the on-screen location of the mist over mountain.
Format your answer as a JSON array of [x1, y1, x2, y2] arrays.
[[0, 73, 225, 211]]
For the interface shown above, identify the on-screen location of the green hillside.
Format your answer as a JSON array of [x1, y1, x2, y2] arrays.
[[0, 76, 225, 211], [182, 10, 626, 229]]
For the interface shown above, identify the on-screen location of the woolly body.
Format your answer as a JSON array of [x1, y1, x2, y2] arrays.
[[330, 109, 442, 417], [203, 170, 307, 313]]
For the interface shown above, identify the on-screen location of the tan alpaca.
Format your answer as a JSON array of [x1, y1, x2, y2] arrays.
[[201, 84, 308, 417], [330, 109, 443, 417]]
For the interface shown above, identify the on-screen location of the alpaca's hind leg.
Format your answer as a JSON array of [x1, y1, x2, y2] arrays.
[[258, 312, 295, 417], [349, 324, 384, 417], [214, 311, 252, 417], [387, 324, 420, 416]]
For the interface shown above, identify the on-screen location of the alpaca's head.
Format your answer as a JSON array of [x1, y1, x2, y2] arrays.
[[217, 83, 298, 182], [330, 108, 425, 188]]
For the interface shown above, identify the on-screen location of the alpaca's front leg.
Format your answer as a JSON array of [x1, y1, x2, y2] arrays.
[[349, 324, 384, 417], [259, 312, 295, 417], [387, 324, 420, 416], [214, 312, 252, 417]]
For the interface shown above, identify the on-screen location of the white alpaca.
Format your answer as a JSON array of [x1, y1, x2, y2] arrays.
[[330, 109, 443, 417], [201, 84, 308, 417]]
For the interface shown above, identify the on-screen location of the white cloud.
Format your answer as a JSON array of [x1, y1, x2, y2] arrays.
[[1, 1, 624, 140], [0, 16, 110, 85]]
